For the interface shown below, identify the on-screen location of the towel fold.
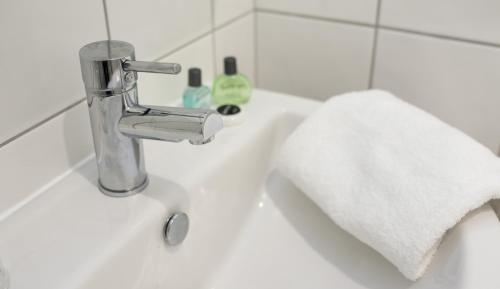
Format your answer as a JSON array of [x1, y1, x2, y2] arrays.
[[277, 90, 500, 280]]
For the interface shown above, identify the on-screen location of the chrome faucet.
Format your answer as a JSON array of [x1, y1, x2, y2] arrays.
[[79, 40, 223, 197]]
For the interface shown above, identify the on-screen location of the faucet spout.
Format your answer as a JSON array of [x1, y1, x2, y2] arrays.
[[119, 105, 223, 144]]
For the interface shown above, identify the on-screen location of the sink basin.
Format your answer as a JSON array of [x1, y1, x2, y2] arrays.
[[1, 89, 500, 289]]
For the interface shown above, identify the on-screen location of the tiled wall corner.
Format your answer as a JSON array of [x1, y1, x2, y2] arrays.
[[372, 30, 500, 152], [256, 0, 378, 25], [214, 0, 254, 27], [215, 14, 256, 84], [0, 0, 106, 145], [256, 12, 373, 100]]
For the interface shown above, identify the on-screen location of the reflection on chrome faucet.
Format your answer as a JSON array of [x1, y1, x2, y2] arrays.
[[79, 40, 223, 197]]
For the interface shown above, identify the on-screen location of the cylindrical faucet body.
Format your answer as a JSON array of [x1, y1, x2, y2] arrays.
[[79, 41, 148, 195]]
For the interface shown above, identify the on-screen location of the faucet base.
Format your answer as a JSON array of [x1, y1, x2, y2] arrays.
[[98, 177, 149, 197]]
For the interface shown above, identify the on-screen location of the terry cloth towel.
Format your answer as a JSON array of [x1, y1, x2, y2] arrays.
[[277, 90, 500, 280]]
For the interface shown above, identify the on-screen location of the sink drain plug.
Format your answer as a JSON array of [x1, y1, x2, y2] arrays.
[[164, 212, 189, 246]]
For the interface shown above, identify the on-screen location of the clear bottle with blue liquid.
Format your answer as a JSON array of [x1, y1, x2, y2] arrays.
[[183, 68, 211, 109]]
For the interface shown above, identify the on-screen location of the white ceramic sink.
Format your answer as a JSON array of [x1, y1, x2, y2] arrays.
[[1, 90, 500, 289]]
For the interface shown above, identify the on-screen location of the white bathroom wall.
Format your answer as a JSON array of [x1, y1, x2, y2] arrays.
[[0, 0, 106, 146], [257, 12, 373, 100], [256, 0, 500, 153], [0, 0, 255, 219], [105, 0, 212, 60], [379, 0, 500, 45], [373, 30, 500, 153], [256, 1, 377, 99]]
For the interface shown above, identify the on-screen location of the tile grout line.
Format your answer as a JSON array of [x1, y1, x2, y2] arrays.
[[0, 98, 86, 148], [101, 0, 112, 40], [258, 7, 500, 50], [213, 9, 254, 31], [253, 0, 259, 87], [209, 0, 218, 77], [257, 8, 374, 28], [368, 0, 382, 88], [252, 0, 258, 88], [380, 25, 500, 49]]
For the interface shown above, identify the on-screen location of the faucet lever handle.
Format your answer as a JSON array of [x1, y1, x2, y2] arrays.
[[123, 60, 181, 75]]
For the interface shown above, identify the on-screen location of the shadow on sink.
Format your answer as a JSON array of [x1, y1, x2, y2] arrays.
[[265, 170, 467, 289]]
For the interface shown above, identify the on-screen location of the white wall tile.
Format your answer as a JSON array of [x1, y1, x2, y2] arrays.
[[257, 13, 373, 100], [215, 14, 255, 84], [0, 102, 93, 219], [106, 0, 212, 60], [139, 35, 215, 106], [256, 0, 378, 25], [373, 30, 500, 152], [380, 0, 500, 45], [0, 0, 106, 145], [214, 0, 254, 27]]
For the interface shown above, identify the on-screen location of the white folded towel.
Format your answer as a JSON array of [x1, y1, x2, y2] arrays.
[[277, 90, 500, 280]]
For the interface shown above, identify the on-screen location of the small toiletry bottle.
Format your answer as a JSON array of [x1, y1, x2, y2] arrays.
[[212, 57, 252, 105], [183, 68, 211, 109]]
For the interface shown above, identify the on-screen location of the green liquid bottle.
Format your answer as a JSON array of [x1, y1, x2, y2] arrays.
[[183, 68, 211, 109], [212, 57, 251, 105]]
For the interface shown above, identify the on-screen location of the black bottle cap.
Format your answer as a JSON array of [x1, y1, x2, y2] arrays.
[[224, 56, 237, 75], [188, 68, 202, 87]]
